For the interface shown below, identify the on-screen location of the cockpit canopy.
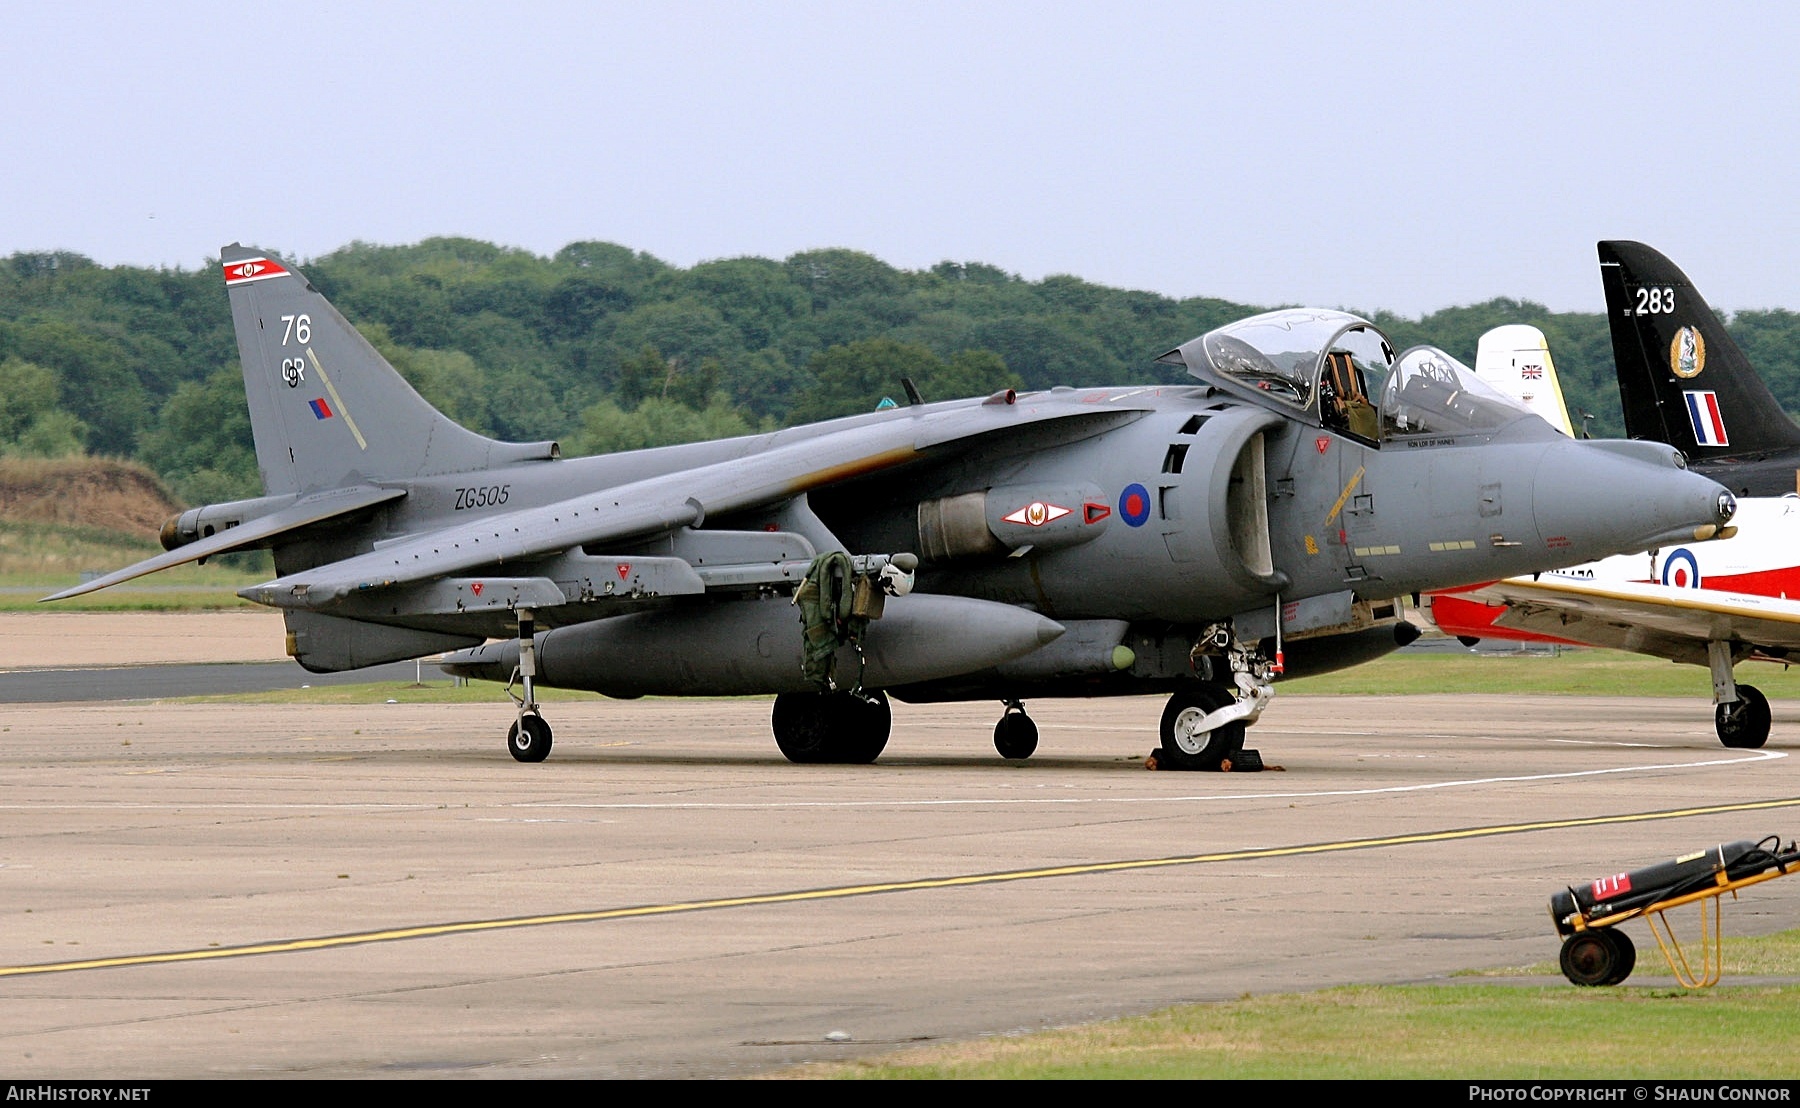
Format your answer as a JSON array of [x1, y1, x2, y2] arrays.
[[1380, 344, 1543, 439], [1162, 308, 1543, 444], [1187, 309, 1392, 411]]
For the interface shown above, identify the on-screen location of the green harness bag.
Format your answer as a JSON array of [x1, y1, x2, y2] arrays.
[[793, 551, 869, 691]]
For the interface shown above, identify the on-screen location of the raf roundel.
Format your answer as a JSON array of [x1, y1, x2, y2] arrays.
[[1661, 548, 1702, 589], [1119, 482, 1151, 527]]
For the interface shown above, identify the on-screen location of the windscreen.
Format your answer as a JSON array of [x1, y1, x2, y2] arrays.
[[1381, 346, 1540, 439]]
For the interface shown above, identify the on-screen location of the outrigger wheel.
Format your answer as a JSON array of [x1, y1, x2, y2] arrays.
[[1716, 684, 1771, 749], [1559, 927, 1637, 987], [507, 713, 553, 763], [993, 700, 1038, 760], [505, 606, 553, 763]]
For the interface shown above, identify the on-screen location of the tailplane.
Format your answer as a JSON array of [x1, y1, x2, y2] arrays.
[[1598, 240, 1800, 460], [222, 243, 558, 496]]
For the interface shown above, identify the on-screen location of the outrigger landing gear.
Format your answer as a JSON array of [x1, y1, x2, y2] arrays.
[[993, 699, 1038, 760], [505, 607, 553, 763], [1156, 622, 1275, 771], [1708, 641, 1771, 749]]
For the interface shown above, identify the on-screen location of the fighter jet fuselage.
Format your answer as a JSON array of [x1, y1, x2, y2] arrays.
[[49, 250, 1738, 769]]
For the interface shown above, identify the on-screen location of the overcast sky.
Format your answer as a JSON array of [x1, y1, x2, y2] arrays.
[[6, 1, 1797, 318]]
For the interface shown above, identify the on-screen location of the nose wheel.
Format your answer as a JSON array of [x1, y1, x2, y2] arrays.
[[1157, 684, 1247, 771], [1156, 621, 1275, 770]]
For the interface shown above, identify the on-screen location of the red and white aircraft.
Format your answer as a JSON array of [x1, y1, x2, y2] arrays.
[[1424, 323, 1800, 749]]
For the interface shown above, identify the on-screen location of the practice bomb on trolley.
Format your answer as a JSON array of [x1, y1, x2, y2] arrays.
[[1547, 835, 1800, 987]]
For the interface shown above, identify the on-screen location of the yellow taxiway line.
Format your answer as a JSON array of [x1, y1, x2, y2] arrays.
[[7, 794, 1798, 978]]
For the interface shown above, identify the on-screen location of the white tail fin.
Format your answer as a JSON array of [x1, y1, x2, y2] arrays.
[[1473, 324, 1575, 437]]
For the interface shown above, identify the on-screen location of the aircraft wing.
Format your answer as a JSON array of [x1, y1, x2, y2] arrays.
[[1465, 575, 1800, 665], [240, 399, 1145, 611]]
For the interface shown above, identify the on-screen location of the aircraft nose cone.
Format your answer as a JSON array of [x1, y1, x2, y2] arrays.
[[1530, 440, 1736, 562]]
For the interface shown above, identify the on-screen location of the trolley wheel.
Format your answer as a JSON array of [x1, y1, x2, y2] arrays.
[[1602, 928, 1636, 985], [1560, 928, 1634, 987]]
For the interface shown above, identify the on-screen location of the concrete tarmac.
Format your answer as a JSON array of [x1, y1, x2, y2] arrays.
[[3, 689, 1799, 1079]]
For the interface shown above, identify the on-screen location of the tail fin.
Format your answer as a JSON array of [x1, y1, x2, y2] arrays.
[[1473, 324, 1576, 437], [221, 243, 558, 496], [1598, 240, 1800, 459]]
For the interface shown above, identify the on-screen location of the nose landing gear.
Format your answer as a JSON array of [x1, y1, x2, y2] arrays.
[[1157, 684, 1246, 771], [1153, 622, 1274, 771]]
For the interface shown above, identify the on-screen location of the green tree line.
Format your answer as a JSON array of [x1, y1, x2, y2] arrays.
[[2, 239, 1797, 507]]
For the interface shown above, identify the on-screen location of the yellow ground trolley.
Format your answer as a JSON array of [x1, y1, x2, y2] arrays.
[[1548, 836, 1800, 986]]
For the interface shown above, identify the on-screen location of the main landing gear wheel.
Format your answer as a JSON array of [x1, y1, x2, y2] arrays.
[[1716, 684, 1771, 749], [507, 713, 553, 763], [771, 690, 892, 764], [993, 704, 1038, 760], [1559, 928, 1636, 986], [1158, 684, 1246, 771]]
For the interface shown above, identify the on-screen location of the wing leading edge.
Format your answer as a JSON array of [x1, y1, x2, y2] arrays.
[[1465, 575, 1800, 666], [240, 399, 1147, 612]]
